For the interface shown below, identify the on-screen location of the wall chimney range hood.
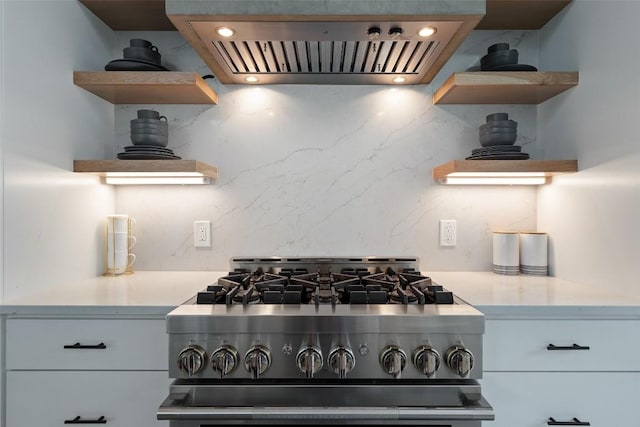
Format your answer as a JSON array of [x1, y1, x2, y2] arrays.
[[166, 0, 485, 85]]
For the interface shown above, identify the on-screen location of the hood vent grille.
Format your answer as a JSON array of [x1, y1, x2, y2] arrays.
[[167, 0, 486, 85], [214, 39, 438, 76]]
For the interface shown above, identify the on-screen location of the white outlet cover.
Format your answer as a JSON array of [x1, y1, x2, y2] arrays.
[[439, 219, 457, 247], [194, 220, 211, 248]]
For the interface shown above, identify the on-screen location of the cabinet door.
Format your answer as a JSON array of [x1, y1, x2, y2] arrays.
[[6, 318, 167, 370], [482, 372, 640, 427], [484, 320, 640, 371], [6, 371, 171, 427]]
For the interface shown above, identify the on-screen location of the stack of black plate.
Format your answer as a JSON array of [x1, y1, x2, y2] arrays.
[[466, 112, 529, 160], [466, 145, 528, 160], [117, 146, 181, 160]]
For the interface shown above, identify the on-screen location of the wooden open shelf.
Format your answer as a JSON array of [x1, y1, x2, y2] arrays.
[[433, 159, 578, 181], [477, 0, 572, 29], [73, 71, 218, 105], [433, 72, 578, 105], [79, 0, 572, 31], [74, 160, 218, 178], [79, 0, 175, 30]]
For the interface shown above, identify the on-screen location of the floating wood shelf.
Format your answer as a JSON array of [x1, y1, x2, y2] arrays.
[[433, 160, 578, 184], [73, 71, 218, 105], [79, 0, 175, 31], [74, 159, 218, 182], [477, 0, 572, 29], [433, 72, 578, 105], [79, 0, 572, 32]]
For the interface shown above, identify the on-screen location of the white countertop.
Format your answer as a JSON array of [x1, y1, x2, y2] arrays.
[[0, 271, 226, 316], [2, 270, 639, 319], [430, 272, 640, 319]]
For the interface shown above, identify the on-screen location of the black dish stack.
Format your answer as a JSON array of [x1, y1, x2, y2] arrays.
[[105, 38, 170, 71], [479, 42, 537, 72], [117, 109, 181, 160], [466, 113, 529, 160]]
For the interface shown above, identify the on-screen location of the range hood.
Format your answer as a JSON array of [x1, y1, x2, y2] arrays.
[[166, 0, 485, 85]]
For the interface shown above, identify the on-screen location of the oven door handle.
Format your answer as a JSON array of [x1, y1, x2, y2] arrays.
[[157, 395, 495, 421]]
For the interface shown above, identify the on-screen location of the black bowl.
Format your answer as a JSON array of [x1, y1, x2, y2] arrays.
[[479, 133, 517, 146], [123, 46, 161, 65], [488, 43, 510, 53], [486, 113, 509, 122], [480, 49, 519, 71], [480, 121, 518, 132], [130, 38, 153, 48]]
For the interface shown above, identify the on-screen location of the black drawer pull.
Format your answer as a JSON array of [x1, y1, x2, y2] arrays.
[[547, 344, 590, 351], [63, 342, 107, 350], [547, 417, 590, 425], [64, 416, 107, 424]]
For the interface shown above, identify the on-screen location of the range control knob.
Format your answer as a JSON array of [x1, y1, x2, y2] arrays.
[[210, 345, 239, 378], [445, 345, 474, 378], [296, 345, 323, 378], [412, 345, 441, 378], [380, 345, 407, 379], [328, 346, 356, 379], [177, 345, 206, 377], [244, 345, 272, 379]]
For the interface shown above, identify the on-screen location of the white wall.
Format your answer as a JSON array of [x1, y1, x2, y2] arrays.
[[0, 0, 4, 423], [537, 1, 640, 291], [1, 0, 5, 303], [2, 0, 116, 300], [114, 30, 539, 272]]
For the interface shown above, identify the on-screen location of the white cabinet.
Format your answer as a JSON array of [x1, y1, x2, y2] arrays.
[[484, 320, 640, 371], [6, 318, 167, 370], [482, 318, 640, 426], [4, 316, 169, 427], [483, 372, 640, 427], [6, 371, 170, 426]]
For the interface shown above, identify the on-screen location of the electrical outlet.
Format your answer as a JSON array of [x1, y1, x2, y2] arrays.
[[194, 220, 211, 248], [440, 220, 457, 247]]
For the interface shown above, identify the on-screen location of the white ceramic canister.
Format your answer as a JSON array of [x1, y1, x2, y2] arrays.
[[492, 231, 520, 275], [519, 232, 548, 275]]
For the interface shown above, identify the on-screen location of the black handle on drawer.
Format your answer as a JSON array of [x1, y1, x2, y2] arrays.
[[546, 343, 590, 351], [64, 416, 107, 424], [63, 342, 107, 350], [547, 417, 590, 425]]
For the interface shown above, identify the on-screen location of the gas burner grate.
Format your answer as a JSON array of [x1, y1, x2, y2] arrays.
[[196, 259, 453, 306]]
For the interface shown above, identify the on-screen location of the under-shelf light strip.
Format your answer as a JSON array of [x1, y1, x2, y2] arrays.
[[442, 172, 548, 185], [104, 172, 209, 185]]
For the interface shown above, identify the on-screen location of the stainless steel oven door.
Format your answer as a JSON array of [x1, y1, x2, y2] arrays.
[[157, 379, 494, 426]]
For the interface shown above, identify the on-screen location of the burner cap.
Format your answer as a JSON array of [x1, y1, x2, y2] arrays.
[[389, 288, 418, 304], [232, 288, 261, 304], [311, 288, 341, 304]]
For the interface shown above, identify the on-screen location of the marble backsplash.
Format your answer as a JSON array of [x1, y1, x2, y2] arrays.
[[113, 30, 539, 271]]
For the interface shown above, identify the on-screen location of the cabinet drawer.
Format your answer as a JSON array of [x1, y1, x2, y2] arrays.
[[6, 371, 170, 427], [6, 318, 167, 370], [482, 372, 640, 427], [484, 320, 640, 371]]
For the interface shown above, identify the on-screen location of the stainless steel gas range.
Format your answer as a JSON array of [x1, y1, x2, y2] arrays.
[[157, 257, 494, 426]]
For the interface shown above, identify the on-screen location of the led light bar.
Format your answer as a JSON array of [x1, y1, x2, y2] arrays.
[[105, 172, 210, 185]]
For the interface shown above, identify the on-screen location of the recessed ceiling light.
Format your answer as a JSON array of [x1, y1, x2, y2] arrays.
[[245, 76, 259, 83], [392, 77, 406, 84], [216, 27, 235, 37], [418, 27, 437, 38]]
